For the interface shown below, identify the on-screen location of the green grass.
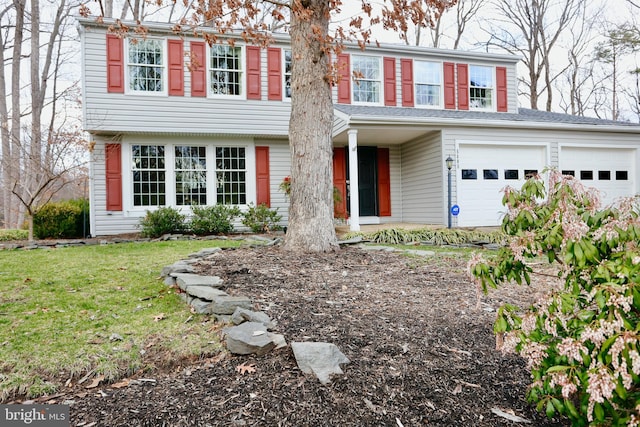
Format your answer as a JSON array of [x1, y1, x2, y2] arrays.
[[0, 239, 243, 401]]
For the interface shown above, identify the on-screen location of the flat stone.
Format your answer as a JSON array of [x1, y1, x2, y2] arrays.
[[188, 247, 222, 258], [210, 295, 252, 315], [161, 262, 196, 277], [189, 298, 211, 314], [186, 285, 227, 301], [338, 236, 364, 245], [403, 249, 435, 257], [223, 322, 276, 356], [174, 273, 224, 291], [291, 342, 350, 385], [231, 308, 275, 329], [358, 245, 396, 252]]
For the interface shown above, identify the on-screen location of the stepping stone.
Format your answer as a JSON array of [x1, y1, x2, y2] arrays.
[[291, 342, 350, 385], [223, 322, 277, 356]]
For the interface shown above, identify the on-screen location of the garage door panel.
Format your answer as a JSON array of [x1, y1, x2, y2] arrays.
[[457, 144, 547, 227]]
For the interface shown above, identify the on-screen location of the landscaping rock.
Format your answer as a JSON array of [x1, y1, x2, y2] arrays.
[[291, 342, 350, 385], [186, 286, 227, 301], [223, 322, 277, 356], [188, 247, 222, 258], [173, 273, 224, 291], [161, 262, 196, 277], [338, 236, 364, 245], [189, 298, 211, 315], [210, 295, 252, 315], [231, 308, 275, 329]]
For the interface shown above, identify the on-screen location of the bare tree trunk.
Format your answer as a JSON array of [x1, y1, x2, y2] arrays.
[[283, 0, 337, 252], [0, 5, 11, 228]]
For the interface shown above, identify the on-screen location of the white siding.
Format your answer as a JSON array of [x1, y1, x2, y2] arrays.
[[400, 132, 444, 224]]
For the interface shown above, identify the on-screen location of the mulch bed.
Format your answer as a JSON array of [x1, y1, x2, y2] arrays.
[[63, 245, 568, 426]]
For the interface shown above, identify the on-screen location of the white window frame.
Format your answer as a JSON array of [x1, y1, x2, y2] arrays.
[[121, 138, 257, 216], [414, 60, 443, 108], [125, 37, 168, 96], [174, 145, 209, 206], [351, 54, 383, 105], [469, 65, 495, 111], [207, 44, 246, 99]]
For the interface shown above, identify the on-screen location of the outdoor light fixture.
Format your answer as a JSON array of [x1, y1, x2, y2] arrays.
[[446, 156, 453, 228]]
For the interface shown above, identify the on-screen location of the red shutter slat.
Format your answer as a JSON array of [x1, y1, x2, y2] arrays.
[[190, 41, 206, 97], [255, 146, 270, 207], [246, 46, 261, 100], [443, 62, 456, 109], [267, 47, 282, 101], [400, 58, 414, 107], [377, 148, 391, 217], [332, 147, 348, 218], [496, 66, 508, 112], [383, 57, 396, 106], [105, 143, 122, 211], [457, 63, 469, 110], [106, 35, 124, 93], [168, 39, 184, 96], [337, 54, 351, 104]]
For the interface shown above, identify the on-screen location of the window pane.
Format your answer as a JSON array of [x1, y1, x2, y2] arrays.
[[469, 65, 493, 109], [462, 169, 477, 180], [175, 146, 207, 206], [616, 171, 628, 180], [504, 169, 519, 180], [598, 171, 611, 180], [215, 147, 247, 205], [132, 145, 166, 206], [352, 56, 381, 103], [562, 170, 575, 177], [128, 39, 164, 92], [284, 50, 292, 98], [210, 45, 243, 96], [524, 169, 538, 179], [483, 169, 498, 180], [580, 170, 593, 180]]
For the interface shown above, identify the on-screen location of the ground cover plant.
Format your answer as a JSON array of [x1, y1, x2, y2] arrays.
[[471, 171, 640, 425], [0, 229, 28, 241], [0, 239, 242, 401]]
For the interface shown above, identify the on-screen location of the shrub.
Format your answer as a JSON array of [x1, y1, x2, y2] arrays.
[[189, 204, 241, 235], [241, 203, 282, 233], [0, 229, 29, 241], [469, 170, 640, 425], [139, 207, 186, 238], [33, 199, 90, 239]]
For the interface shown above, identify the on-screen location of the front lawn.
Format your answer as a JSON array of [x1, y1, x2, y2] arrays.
[[0, 239, 242, 401]]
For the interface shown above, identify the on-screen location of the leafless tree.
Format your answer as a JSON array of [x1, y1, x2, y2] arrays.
[[428, 0, 486, 48], [0, 0, 88, 236], [485, 0, 583, 111]]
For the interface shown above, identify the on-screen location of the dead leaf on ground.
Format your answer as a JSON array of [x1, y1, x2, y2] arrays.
[[111, 379, 130, 389], [85, 375, 105, 389], [235, 362, 257, 375], [153, 313, 166, 322], [451, 384, 463, 395]]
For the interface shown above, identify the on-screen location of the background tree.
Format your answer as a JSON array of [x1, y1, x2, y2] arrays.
[[485, 0, 583, 110], [427, 0, 486, 49], [0, 0, 87, 234], [91, 0, 456, 252]]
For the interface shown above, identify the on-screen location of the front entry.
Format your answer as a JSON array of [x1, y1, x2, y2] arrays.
[[354, 147, 378, 217]]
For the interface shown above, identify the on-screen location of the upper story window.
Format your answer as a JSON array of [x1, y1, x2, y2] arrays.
[[284, 50, 292, 99], [127, 39, 165, 93], [469, 65, 494, 110], [210, 45, 243, 96], [414, 61, 441, 107], [352, 55, 381, 104]]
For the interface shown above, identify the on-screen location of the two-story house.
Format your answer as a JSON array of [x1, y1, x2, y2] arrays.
[[78, 18, 640, 236]]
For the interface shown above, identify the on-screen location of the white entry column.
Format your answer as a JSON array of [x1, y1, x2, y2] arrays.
[[348, 129, 360, 232]]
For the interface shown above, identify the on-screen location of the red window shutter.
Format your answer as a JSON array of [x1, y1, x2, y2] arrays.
[[443, 62, 456, 109], [400, 59, 414, 107], [496, 66, 508, 112], [255, 146, 270, 207], [457, 63, 469, 110], [377, 148, 391, 217], [190, 41, 206, 97], [332, 147, 348, 218], [337, 54, 351, 104], [267, 48, 282, 101], [246, 46, 261, 100], [106, 35, 124, 93], [105, 143, 123, 211], [383, 57, 396, 106], [168, 39, 184, 96]]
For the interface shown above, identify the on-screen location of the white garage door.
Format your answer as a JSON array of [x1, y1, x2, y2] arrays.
[[456, 144, 548, 227], [560, 146, 636, 206]]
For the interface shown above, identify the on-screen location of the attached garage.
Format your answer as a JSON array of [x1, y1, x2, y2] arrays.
[[456, 142, 549, 227], [559, 146, 636, 206]]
